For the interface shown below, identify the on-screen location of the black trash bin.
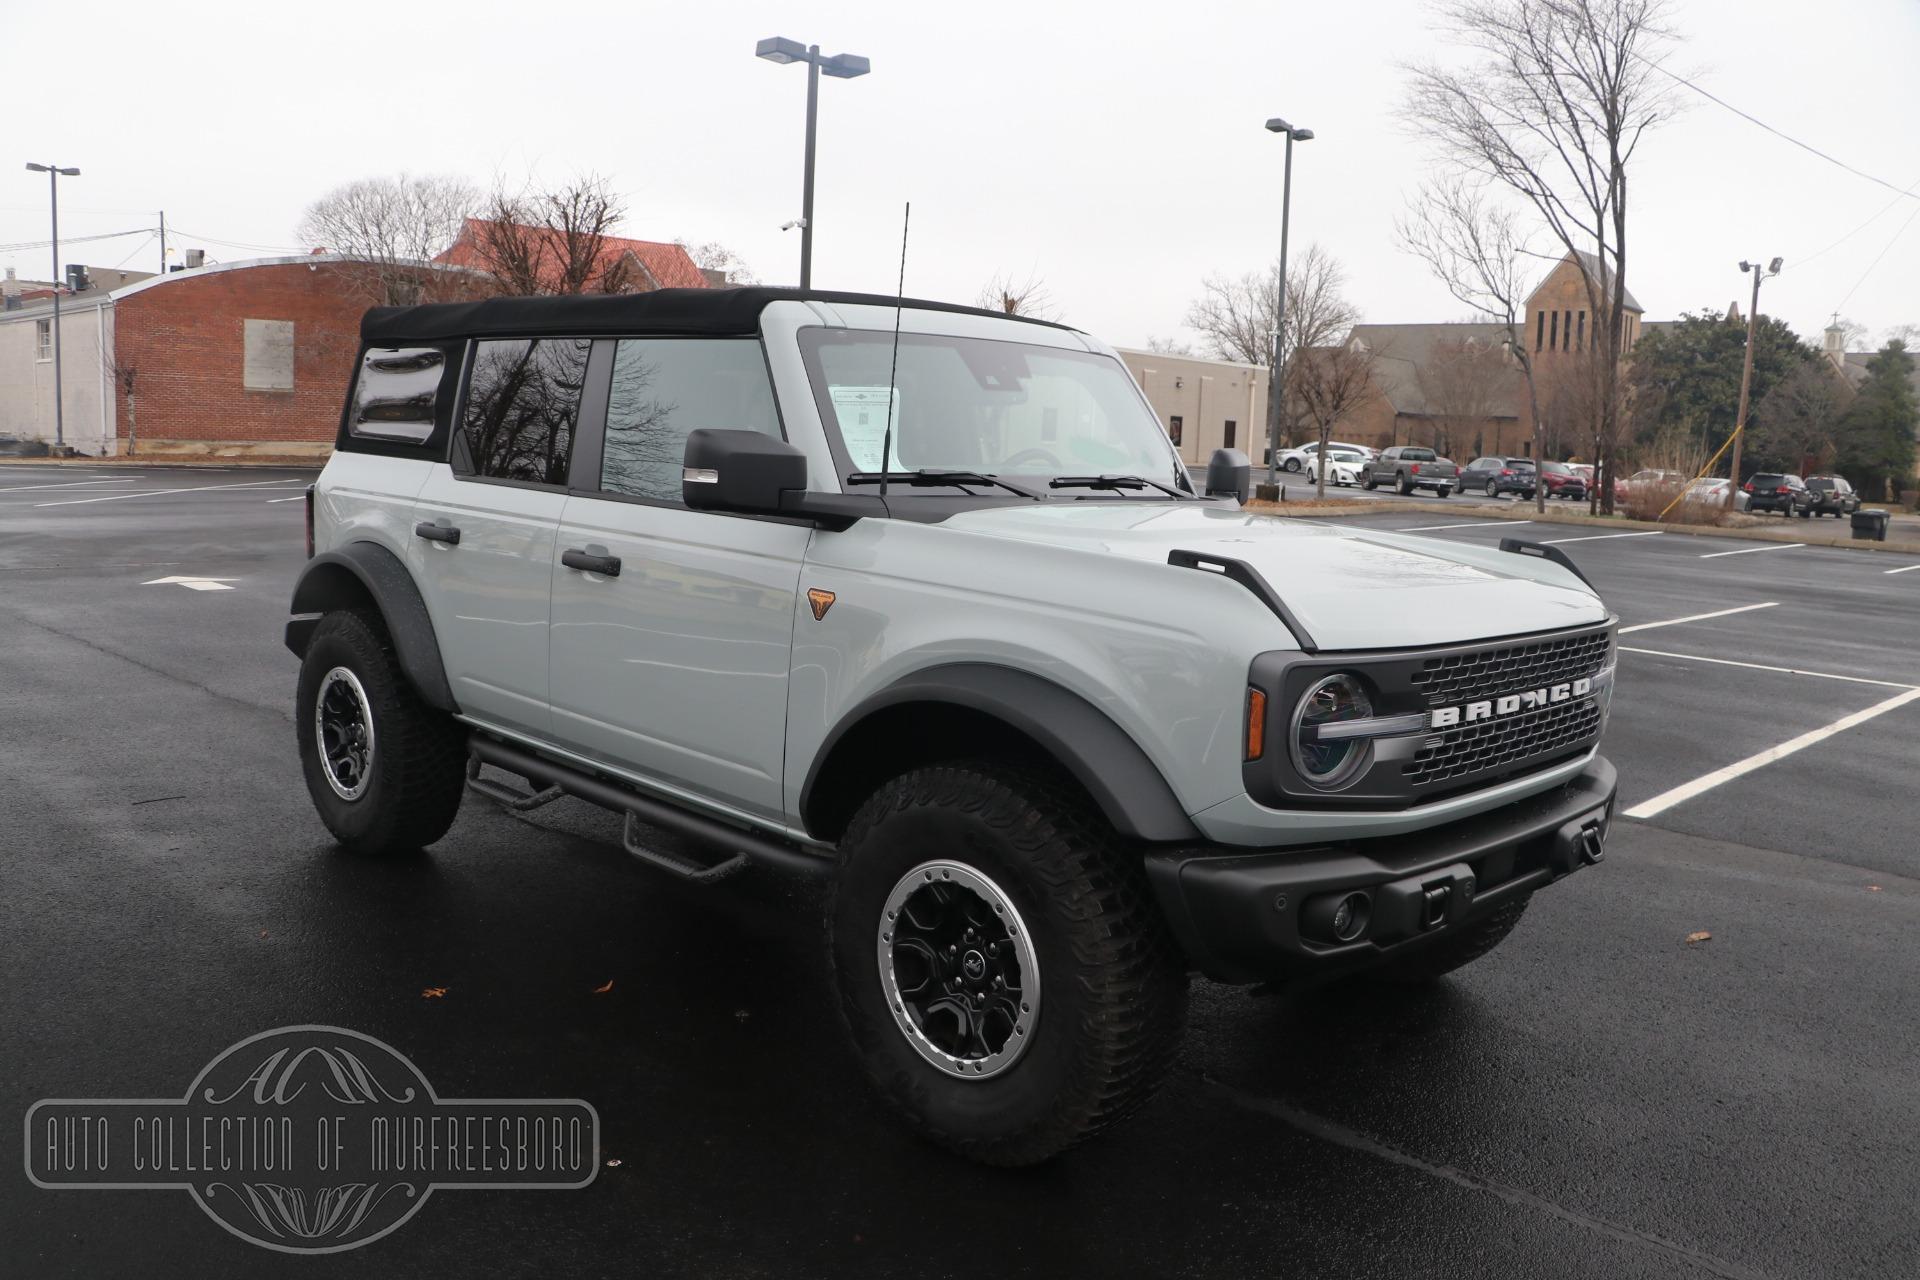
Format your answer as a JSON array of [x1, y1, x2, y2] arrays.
[[1851, 509, 1889, 542]]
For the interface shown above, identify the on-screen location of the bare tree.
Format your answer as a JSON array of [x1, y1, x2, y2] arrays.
[[297, 174, 481, 306], [1292, 340, 1380, 499], [1183, 244, 1360, 458], [1881, 322, 1920, 349], [1145, 335, 1195, 355], [1416, 337, 1511, 460], [470, 175, 635, 297], [682, 241, 757, 286], [1752, 361, 1850, 472], [1398, 177, 1550, 510], [1406, 0, 1678, 513], [977, 272, 1057, 319]]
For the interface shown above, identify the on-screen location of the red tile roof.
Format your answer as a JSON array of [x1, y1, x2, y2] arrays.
[[435, 218, 710, 293]]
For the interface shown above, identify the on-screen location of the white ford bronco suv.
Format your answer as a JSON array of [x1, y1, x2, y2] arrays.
[[287, 288, 1617, 1165]]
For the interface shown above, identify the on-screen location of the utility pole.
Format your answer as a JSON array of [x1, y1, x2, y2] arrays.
[[26, 162, 80, 450], [159, 210, 167, 275], [1263, 117, 1313, 488], [1727, 256, 1782, 509]]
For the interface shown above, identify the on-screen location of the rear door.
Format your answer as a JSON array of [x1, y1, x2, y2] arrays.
[[409, 337, 596, 738], [547, 336, 807, 822]]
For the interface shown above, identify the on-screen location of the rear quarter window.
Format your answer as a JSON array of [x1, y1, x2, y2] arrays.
[[348, 347, 449, 443]]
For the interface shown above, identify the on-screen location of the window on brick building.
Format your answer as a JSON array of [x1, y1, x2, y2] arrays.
[[1534, 310, 1545, 352], [243, 318, 295, 391], [1577, 311, 1586, 351], [35, 319, 51, 360], [454, 337, 588, 487]]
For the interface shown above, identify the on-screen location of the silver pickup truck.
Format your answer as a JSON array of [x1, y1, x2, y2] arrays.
[[1362, 445, 1459, 496], [286, 287, 1615, 1165]]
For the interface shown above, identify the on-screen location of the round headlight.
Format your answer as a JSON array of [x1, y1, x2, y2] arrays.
[[1290, 673, 1374, 788]]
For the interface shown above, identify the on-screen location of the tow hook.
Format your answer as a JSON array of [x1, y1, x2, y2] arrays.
[[1578, 819, 1606, 865]]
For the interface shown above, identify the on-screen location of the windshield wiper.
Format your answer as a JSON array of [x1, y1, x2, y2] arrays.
[[845, 469, 1045, 500], [1049, 474, 1193, 500]]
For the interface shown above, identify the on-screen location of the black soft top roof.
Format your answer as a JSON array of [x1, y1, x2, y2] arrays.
[[361, 287, 1074, 345]]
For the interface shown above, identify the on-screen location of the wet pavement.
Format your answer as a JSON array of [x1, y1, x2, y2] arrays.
[[3, 466, 1917, 1278]]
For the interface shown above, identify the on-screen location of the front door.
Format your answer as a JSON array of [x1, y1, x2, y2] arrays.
[[547, 336, 805, 822], [408, 336, 590, 738]]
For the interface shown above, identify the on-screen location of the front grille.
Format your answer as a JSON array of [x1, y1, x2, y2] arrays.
[[1407, 629, 1612, 709], [1404, 699, 1602, 788]]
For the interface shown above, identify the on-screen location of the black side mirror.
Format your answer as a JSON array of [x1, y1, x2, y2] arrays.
[[682, 429, 882, 529], [1205, 448, 1251, 504], [683, 429, 809, 513]]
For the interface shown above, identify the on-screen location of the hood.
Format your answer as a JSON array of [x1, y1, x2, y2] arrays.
[[939, 502, 1606, 651]]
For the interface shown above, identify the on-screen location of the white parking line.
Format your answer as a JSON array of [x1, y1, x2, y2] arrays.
[[1884, 564, 1920, 575], [1391, 520, 1533, 533], [1542, 531, 1663, 545], [0, 479, 138, 493], [1619, 645, 1918, 691], [36, 479, 303, 508], [1699, 543, 1803, 559], [1618, 603, 1778, 634], [265, 496, 305, 504], [1624, 687, 1920, 819]]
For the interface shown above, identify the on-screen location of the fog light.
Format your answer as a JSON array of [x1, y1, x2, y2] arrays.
[[1302, 890, 1372, 943]]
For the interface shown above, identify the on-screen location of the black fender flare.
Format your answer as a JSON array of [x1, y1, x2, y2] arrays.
[[801, 663, 1199, 843], [284, 541, 458, 713]]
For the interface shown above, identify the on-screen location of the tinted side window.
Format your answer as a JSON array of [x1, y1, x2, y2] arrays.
[[457, 338, 589, 486], [601, 338, 781, 503]]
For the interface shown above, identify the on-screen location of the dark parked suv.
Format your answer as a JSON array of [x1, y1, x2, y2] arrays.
[[1459, 456, 1537, 499], [1805, 475, 1860, 518], [1743, 473, 1813, 516]]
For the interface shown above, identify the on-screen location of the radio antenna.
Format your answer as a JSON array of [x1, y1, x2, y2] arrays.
[[878, 201, 910, 501]]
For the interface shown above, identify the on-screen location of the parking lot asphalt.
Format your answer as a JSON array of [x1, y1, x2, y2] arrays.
[[4, 467, 1918, 1279]]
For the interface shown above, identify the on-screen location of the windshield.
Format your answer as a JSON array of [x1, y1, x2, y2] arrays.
[[799, 328, 1189, 494]]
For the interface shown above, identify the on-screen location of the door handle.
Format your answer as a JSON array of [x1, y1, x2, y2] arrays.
[[562, 548, 622, 577], [414, 521, 461, 545]]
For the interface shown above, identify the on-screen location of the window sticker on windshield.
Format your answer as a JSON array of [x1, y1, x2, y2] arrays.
[[831, 385, 904, 471]]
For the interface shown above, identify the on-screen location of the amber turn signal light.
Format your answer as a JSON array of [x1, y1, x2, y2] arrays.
[[1245, 687, 1267, 760]]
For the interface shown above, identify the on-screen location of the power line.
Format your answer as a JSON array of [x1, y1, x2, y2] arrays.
[[1794, 179, 1920, 270], [166, 227, 306, 255], [1638, 54, 1920, 203], [109, 232, 158, 270], [1833, 202, 1920, 313], [0, 227, 157, 253]]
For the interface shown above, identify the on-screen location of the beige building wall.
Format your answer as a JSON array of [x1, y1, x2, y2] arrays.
[[0, 300, 116, 456], [1116, 349, 1269, 465]]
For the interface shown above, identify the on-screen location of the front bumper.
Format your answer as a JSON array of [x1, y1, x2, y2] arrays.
[[1145, 757, 1616, 983]]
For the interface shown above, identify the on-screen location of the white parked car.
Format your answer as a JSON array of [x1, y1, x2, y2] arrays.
[[1277, 440, 1375, 473], [1305, 448, 1368, 487], [1683, 477, 1748, 512]]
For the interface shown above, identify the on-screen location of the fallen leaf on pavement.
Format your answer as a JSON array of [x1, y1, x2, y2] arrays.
[[1685, 931, 1712, 945], [422, 987, 448, 998], [593, 980, 614, 994], [1868, 885, 1882, 892], [605, 1158, 622, 1168]]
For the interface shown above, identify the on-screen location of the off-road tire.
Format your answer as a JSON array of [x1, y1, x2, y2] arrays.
[[1369, 894, 1532, 984], [828, 762, 1188, 1166], [296, 609, 465, 855]]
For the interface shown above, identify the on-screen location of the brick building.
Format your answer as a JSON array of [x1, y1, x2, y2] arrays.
[[1287, 250, 1648, 460], [0, 229, 715, 458]]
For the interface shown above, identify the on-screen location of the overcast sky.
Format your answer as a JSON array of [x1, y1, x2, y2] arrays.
[[6, 0, 1915, 353]]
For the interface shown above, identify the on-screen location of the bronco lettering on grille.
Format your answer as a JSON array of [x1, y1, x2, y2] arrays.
[[1429, 677, 1593, 729]]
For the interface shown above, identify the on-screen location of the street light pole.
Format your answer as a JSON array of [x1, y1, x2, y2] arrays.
[[26, 162, 80, 451], [756, 36, 871, 290], [1727, 256, 1782, 509], [1263, 118, 1313, 488]]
